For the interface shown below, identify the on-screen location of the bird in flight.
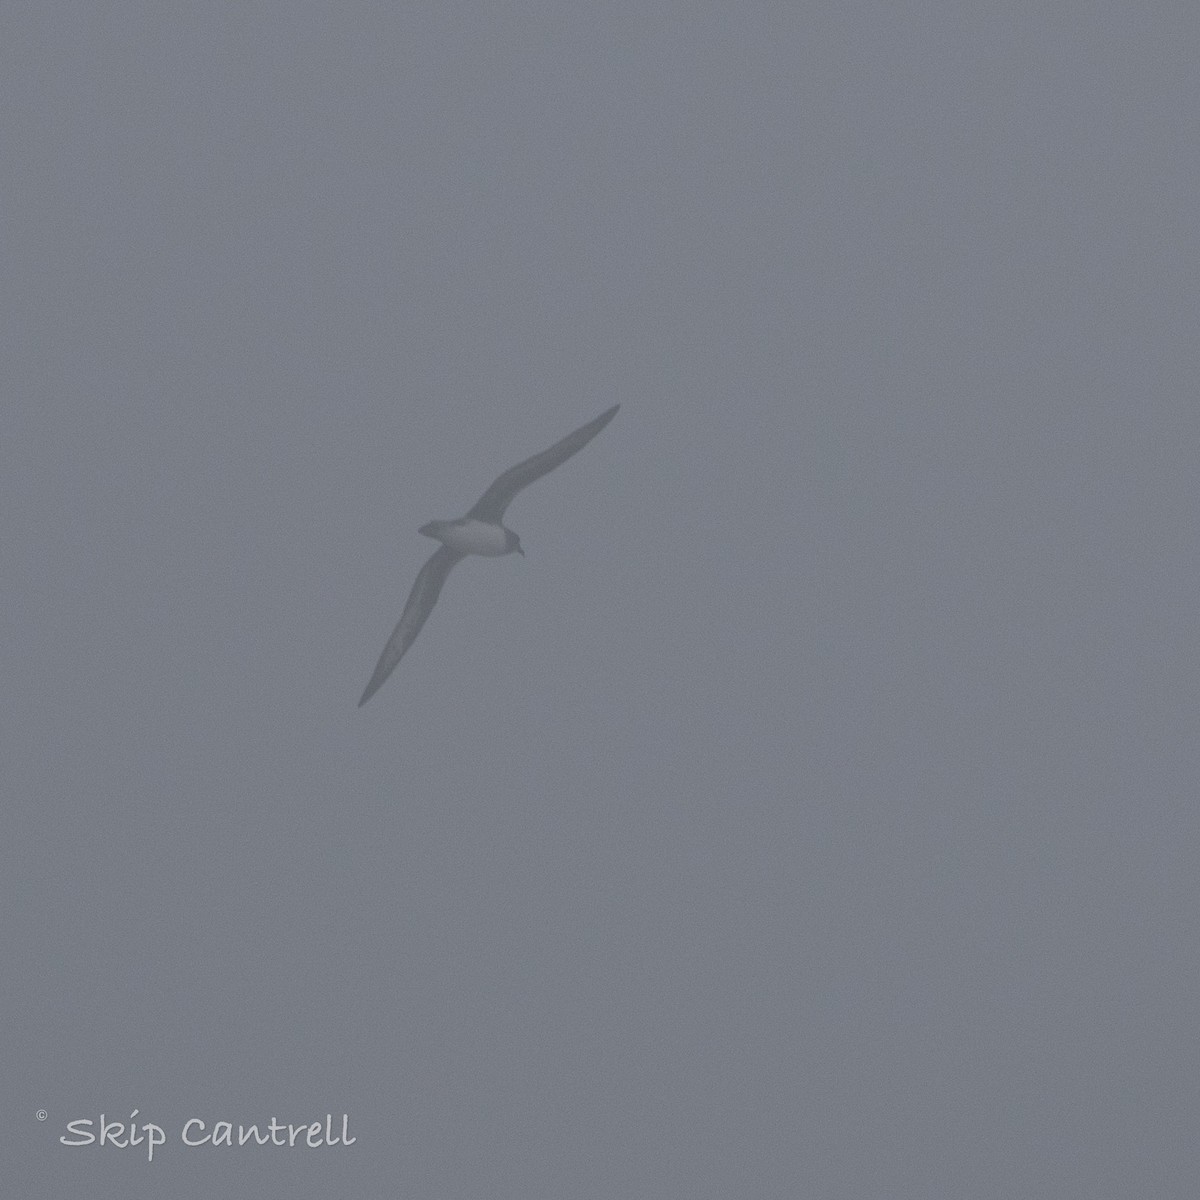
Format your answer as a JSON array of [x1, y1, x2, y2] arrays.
[[358, 404, 620, 706]]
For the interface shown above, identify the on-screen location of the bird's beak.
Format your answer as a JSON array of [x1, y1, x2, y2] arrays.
[[517, 546, 525, 556]]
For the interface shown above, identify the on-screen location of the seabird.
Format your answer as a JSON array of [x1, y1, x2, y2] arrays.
[[358, 404, 620, 706]]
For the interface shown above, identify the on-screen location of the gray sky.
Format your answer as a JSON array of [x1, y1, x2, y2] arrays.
[[5, 3, 1199, 1197]]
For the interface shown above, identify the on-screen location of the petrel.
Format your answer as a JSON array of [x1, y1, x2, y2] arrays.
[[358, 404, 620, 706]]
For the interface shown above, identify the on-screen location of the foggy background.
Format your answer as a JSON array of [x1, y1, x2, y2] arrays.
[[5, 3, 1199, 1197]]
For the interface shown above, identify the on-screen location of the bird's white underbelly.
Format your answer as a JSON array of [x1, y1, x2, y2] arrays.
[[435, 519, 512, 555]]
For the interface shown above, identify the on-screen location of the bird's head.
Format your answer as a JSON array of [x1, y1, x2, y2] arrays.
[[506, 529, 525, 556]]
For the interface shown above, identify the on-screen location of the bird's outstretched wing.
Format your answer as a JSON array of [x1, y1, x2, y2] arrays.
[[466, 404, 620, 523], [358, 545, 464, 706]]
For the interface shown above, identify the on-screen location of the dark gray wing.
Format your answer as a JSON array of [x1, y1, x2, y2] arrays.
[[465, 404, 620, 523], [358, 544, 464, 706]]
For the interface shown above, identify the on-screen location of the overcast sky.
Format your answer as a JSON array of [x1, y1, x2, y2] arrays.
[[5, 3, 1200, 1197]]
